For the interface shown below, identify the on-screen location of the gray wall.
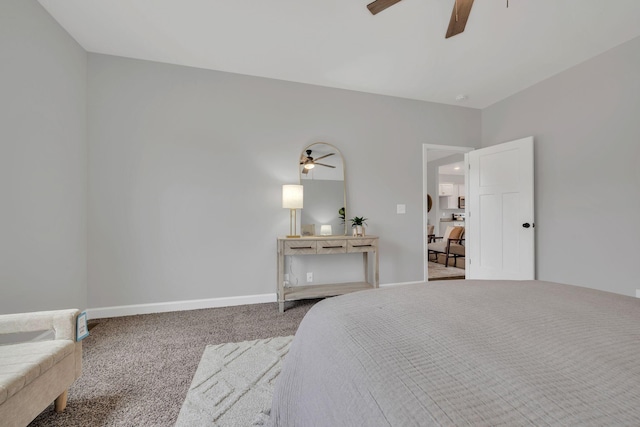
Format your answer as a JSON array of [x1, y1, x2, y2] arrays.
[[3, 2, 636, 312], [0, 0, 87, 314], [87, 53, 480, 308], [482, 36, 640, 297]]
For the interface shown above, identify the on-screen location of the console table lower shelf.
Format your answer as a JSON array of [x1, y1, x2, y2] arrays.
[[277, 236, 379, 313], [284, 281, 374, 301]]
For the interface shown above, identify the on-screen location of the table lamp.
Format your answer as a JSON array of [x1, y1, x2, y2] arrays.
[[282, 185, 303, 238]]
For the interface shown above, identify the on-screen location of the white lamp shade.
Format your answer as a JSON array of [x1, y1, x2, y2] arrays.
[[320, 225, 332, 236], [282, 185, 304, 209]]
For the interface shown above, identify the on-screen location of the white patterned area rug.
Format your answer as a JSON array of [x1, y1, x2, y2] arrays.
[[176, 336, 293, 427]]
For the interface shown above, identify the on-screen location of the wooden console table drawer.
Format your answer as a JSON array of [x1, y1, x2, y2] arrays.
[[347, 238, 377, 253], [284, 241, 317, 255], [317, 240, 347, 254]]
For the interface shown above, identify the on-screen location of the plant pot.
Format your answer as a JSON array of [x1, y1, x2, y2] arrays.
[[354, 225, 365, 237]]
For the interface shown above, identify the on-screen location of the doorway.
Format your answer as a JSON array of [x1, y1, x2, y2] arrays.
[[423, 144, 474, 282]]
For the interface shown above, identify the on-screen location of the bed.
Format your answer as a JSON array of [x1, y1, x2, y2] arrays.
[[268, 280, 640, 426]]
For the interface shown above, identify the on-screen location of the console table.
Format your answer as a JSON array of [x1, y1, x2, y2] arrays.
[[276, 235, 379, 313]]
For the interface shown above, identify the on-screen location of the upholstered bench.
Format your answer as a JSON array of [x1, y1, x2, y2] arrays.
[[0, 309, 82, 427]]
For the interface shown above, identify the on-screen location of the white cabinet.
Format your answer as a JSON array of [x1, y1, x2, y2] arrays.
[[442, 184, 459, 209], [445, 193, 459, 209], [439, 183, 465, 209], [439, 183, 454, 196]]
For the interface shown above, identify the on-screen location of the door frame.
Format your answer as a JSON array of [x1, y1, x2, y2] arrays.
[[423, 144, 475, 282]]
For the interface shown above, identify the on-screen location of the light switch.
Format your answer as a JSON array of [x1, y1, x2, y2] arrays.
[[396, 204, 406, 214]]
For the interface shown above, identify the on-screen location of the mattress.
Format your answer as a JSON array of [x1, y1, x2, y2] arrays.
[[268, 280, 640, 426]]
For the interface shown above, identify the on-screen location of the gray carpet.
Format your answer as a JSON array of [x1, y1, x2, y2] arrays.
[[176, 336, 293, 426], [28, 300, 317, 427]]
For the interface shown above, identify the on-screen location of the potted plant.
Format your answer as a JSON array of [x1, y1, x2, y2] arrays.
[[349, 216, 368, 237]]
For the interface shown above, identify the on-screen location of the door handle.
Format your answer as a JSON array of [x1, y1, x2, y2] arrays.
[[522, 223, 531, 228]]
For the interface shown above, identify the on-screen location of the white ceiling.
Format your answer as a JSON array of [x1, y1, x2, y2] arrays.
[[439, 161, 464, 175], [38, 0, 640, 108]]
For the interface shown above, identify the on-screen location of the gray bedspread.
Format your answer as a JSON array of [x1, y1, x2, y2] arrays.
[[268, 280, 640, 426]]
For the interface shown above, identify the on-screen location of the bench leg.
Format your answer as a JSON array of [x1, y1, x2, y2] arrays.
[[54, 390, 68, 413]]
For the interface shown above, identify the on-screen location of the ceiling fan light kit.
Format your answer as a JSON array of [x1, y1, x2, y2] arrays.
[[300, 149, 336, 175]]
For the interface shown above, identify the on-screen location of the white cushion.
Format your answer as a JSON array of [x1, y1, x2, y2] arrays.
[[442, 226, 454, 241]]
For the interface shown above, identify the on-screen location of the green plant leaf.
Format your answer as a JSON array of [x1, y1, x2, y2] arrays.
[[348, 216, 368, 227]]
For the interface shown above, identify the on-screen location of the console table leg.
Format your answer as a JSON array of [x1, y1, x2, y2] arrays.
[[363, 253, 369, 284], [279, 301, 285, 313], [374, 249, 379, 288]]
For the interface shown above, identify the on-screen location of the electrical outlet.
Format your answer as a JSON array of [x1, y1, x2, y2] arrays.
[[306, 272, 313, 283], [636, 289, 640, 298], [397, 204, 406, 214]]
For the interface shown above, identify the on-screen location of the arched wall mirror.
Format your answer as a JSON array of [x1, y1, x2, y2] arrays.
[[299, 142, 347, 236]]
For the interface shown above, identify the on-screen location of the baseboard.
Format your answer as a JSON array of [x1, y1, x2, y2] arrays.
[[87, 283, 426, 319], [87, 293, 277, 319]]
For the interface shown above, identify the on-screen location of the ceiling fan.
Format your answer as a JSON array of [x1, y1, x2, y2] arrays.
[[367, 0, 475, 39], [300, 150, 336, 175]]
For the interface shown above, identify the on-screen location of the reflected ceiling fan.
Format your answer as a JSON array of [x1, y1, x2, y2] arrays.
[[367, 0, 475, 39], [300, 150, 336, 175]]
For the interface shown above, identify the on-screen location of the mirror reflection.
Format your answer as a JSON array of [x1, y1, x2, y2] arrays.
[[299, 142, 346, 236]]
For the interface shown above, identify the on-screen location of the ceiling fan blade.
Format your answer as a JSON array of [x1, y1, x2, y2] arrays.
[[367, 0, 402, 15], [445, 0, 474, 39], [314, 163, 336, 169], [312, 153, 335, 161]]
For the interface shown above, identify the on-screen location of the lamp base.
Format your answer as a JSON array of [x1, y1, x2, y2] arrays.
[[286, 208, 301, 239]]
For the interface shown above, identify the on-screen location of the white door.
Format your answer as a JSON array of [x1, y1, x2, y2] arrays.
[[466, 136, 535, 279]]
